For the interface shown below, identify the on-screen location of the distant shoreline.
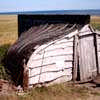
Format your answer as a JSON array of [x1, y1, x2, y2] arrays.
[[0, 10, 100, 16]]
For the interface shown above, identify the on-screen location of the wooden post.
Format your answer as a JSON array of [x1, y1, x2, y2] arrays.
[[23, 59, 29, 90], [72, 35, 78, 82]]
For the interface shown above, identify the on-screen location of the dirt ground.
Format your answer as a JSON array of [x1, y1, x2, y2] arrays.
[[0, 79, 16, 95]]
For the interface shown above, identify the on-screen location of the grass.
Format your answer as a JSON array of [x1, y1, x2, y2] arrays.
[[0, 15, 17, 46], [91, 16, 100, 31], [0, 15, 100, 100], [1, 83, 100, 100], [0, 15, 17, 80], [0, 44, 10, 79], [0, 83, 94, 100]]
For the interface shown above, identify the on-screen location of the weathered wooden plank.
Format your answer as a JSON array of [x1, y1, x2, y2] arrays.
[[29, 74, 39, 85], [72, 35, 78, 82], [28, 47, 73, 66], [64, 62, 73, 68], [28, 49, 73, 67], [38, 46, 73, 55], [97, 39, 100, 45], [34, 38, 73, 54], [32, 54, 73, 61], [79, 25, 92, 36], [97, 44, 100, 52], [56, 38, 73, 44], [28, 54, 73, 67], [40, 69, 72, 83], [97, 36, 100, 54], [29, 61, 72, 77], [42, 42, 73, 52], [96, 35, 100, 40], [33, 48, 73, 60], [29, 69, 72, 85], [66, 30, 78, 38]]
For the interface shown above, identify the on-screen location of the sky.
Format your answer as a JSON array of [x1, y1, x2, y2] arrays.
[[0, 0, 100, 12]]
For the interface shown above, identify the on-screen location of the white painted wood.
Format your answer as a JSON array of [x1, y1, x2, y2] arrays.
[[46, 75, 72, 86], [29, 61, 72, 77], [79, 35, 97, 81], [79, 24, 92, 37], [29, 68, 72, 85], [28, 46, 73, 67], [66, 30, 78, 38], [27, 30, 75, 86], [56, 38, 73, 44], [31, 54, 73, 61], [40, 69, 72, 83], [96, 35, 100, 73], [39, 47, 73, 56], [41, 41, 73, 52], [97, 44, 100, 52], [33, 37, 73, 54], [28, 48, 73, 67], [29, 74, 40, 85], [97, 39, 100, 52]]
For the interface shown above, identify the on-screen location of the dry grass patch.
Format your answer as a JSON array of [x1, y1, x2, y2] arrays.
[[91, 16, 100, 31], [0, 15, 18, 46]]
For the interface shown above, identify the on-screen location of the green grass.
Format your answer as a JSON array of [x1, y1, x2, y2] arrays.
[[0, 44, 10, 79]]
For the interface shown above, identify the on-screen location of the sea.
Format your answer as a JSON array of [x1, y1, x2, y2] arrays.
[[0, 9, 100, 16]]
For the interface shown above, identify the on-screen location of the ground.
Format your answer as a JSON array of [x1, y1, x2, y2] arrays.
[[0, 15, 100, 100]]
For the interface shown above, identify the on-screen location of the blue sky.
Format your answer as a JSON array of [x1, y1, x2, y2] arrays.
[[0, 0, 100, 12]]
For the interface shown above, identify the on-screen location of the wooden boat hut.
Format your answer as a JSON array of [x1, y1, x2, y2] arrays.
[[6, 14, 100, 89]]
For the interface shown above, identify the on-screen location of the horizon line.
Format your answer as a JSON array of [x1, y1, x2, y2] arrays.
[[0, 9, 100, 13]]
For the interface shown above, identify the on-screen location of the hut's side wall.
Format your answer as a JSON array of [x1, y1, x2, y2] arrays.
[[27, 37, 74, 86]]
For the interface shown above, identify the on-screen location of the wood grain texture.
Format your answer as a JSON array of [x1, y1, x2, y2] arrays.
[[28, 37, 74, 85], [96, 35, 100, 73], [79, 35, 97, 81], [72, 35, 79, 82]]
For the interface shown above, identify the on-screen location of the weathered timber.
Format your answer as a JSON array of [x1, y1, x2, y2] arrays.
[[72, 35, 79, 82], [29, 69, 72, 85], [28, 35, 73, 85], [96, 34, 100, 73], [79, 34, 97, 81]]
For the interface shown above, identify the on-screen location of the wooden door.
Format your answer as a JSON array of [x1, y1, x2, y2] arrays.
[[79, 35, 97, 81]]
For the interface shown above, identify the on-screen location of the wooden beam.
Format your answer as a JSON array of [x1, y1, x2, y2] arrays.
[[72, 35, 78, 82]]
